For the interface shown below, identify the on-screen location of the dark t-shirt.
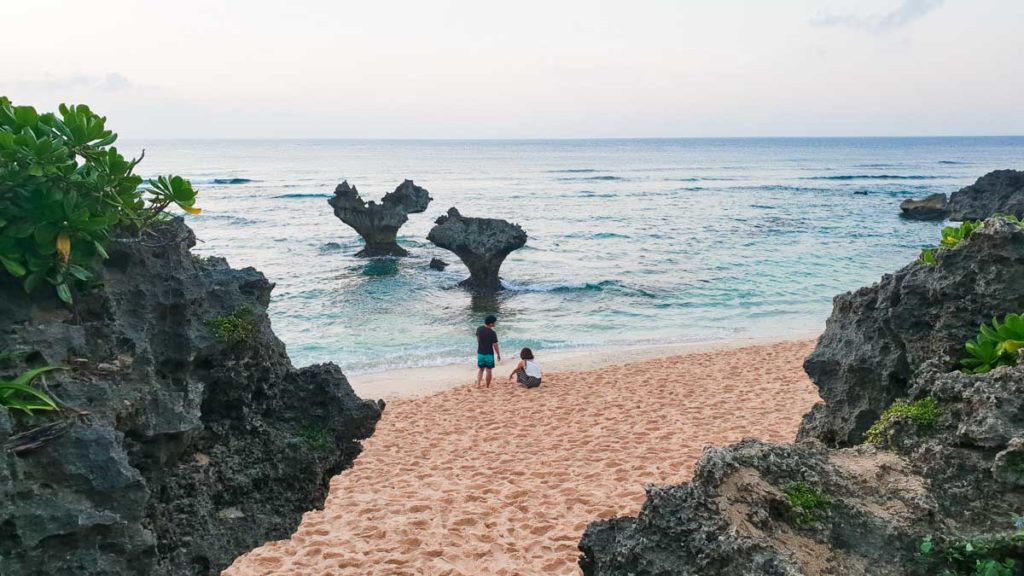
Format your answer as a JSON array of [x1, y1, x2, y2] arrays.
[[476, 326, 498, 355]]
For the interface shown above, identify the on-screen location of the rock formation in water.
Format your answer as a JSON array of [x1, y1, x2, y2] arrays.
[[327, 179, 432, 257], [946, 169, 1024, 221], [428, 257, 448, 271], [426, 208, 527, 292], [0, 218, 382, 576], [579, 216, 1024, 575], [899, 192, 948, 220]]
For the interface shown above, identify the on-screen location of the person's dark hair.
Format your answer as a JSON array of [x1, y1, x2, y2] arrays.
[[520, 347, 534, 360], [484, 315, 497, 325]]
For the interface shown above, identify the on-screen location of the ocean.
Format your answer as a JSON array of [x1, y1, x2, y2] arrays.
[[123, 137, 1024, 374]]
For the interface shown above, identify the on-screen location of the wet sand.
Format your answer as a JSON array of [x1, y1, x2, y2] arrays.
[[225, 339, 820, 575]]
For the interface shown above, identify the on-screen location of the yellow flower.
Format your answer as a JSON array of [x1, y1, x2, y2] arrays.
[[56, 232, 71, 262]]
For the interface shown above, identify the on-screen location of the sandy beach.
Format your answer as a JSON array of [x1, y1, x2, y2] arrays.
[[225, 339, 819, 575]]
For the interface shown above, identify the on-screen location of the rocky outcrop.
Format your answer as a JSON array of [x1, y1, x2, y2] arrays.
[[428, 257, 448, 271], [0, 219, 382, 576], [581, 364, 1024, 575], [947, 170, 1024, 221], [899, 192, 947, 220], [800, 218, 1024, 446], [426, 208, 527, 292], [580, 441, 935, 576], [327, 180, 432, 257], [580, 215, 1024, 575]]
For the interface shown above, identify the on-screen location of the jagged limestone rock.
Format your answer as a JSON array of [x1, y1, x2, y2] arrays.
[[947, 169, 1024, 221], [0, 218, 382, 576], [426, 207, 527, 292], [801, 218, 1024, 446], [579, 440, 935, 576], [899, 192, 948, 220], [327, 179, 432, 257], [580, 210, 1024, 575]]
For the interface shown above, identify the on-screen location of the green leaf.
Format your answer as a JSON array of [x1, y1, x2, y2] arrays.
[[5, 221, 35, 238], [0, 255, 26, 277], [55, 283, 73, 304], [6, 365, 63, 390], [68, 264, 92, 281], [23, 271, 45, 293], [13, 105, 39, 127]]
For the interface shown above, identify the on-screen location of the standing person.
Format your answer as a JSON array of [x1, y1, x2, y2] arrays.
[[508, 347, 542, 388], [475, 315, 501, 388]]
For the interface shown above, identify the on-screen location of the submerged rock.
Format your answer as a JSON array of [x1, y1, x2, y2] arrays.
[[327, 179, 432, 257], [947, 169, 1024, 221], [899, 192, 948, 220], [428, 257, 448, 271], [426, 207, 527, 292], [0, 218, 382, 575]]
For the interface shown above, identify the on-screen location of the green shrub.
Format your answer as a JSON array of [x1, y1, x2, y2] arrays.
[[940, 221, 983, 249], [207, 309, 258, 345], [865, 397, 941, 445], [1, 365, 61, 415], [0, 97, 200, 304], [918, 220, 982, 265], [916, 531, 1024, 576], [783, 482, 829, 525], [962, 314, 1024, 374]]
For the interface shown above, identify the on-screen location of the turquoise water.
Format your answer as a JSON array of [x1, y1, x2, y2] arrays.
[[125, 137, 1024, 373]]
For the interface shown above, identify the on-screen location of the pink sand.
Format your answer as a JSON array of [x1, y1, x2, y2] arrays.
[[226, 339, 819, 575]]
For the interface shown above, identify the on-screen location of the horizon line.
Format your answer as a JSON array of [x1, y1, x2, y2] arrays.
[[118, 134, 1024, 142]]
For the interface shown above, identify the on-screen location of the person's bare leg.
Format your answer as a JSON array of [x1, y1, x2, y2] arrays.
[[476, 367, 484, 387], [484, 368, 493, 387]]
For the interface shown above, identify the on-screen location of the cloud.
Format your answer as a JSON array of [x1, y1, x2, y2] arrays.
[[812, 0, 945, 32], [9, 73, 134, 93]]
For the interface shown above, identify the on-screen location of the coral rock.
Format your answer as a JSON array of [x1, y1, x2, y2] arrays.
[[947, 169, 1024, 221], [899, 192, 948, 220], [426, 207, 527, 292], [0, 218, 382, 575], [327, 180, 432, 257]]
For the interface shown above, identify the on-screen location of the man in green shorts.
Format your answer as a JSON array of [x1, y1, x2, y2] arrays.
[[475, 315, 501, 388]]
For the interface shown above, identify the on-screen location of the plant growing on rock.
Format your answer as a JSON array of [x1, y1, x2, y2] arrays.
[[297, 424, 333, 453], [918, 220, 983, 265], [0, 97, 200, 304], [782, 481, 829, 525], [207, 308, 258, 345], [1, 365, 61, 415], [865, 397, 941, 445], [961, 314, 1024, 374], [916, 527, 1024, 576]]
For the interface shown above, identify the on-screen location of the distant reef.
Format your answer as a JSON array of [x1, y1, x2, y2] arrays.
[[328, 179, 432, 257], [579, 215, 1024, 574], [901, 169, 1024, 221], [0, 218, 382, 575]]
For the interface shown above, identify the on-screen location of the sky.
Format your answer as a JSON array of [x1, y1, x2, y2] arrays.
[[2, 0, 1022, 139]]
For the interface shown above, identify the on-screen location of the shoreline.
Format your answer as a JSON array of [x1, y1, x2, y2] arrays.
[[347, 329, 822, 400]]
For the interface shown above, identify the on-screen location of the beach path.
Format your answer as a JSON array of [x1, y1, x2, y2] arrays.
[[225, 339, 819, 575]]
